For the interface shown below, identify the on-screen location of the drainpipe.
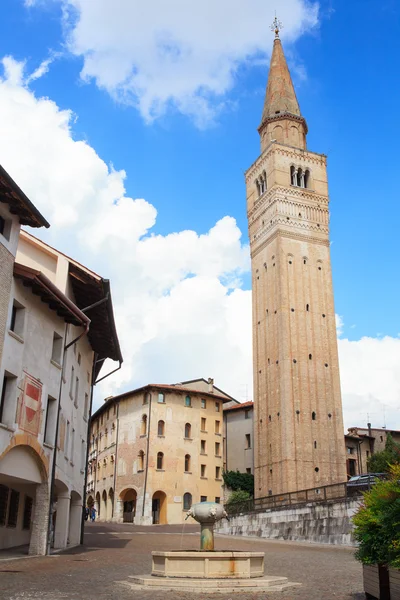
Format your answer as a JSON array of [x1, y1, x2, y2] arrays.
[[142, 391, 152, 519]]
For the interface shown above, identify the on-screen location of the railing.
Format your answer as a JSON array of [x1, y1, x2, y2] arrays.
[[226, 481, 363, 516]]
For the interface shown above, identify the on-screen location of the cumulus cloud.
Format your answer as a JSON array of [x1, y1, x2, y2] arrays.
[[27, 0, 319, 125], [0, 56, 251, 407], [0, 54, 398, 430]]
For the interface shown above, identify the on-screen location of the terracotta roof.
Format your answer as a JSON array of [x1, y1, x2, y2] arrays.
[[173, 378, 236, 401], [223, 401, 254, 412], [13, 263, 90, 328], [0, 165, 49, 228], [91, 383, 231, 420], [261, 38, 303, 125]]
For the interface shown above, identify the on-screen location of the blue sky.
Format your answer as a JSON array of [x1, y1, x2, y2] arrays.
[[0, 0, 399, 426]]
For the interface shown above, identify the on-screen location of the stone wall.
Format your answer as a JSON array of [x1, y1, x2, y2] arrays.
[[216, 498, 359, 546]]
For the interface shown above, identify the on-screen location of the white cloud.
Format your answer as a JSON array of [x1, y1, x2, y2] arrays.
[[0, 55, 399, 432], [28, 0, 319, 125]]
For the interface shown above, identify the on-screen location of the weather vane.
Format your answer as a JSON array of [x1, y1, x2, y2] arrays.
[[271, 15, 283, 38]]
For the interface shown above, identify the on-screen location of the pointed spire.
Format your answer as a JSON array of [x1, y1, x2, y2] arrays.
[[261, 33, 301, 124]]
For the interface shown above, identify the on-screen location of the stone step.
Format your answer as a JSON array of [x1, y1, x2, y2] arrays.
[[125, 574, 301, 592]]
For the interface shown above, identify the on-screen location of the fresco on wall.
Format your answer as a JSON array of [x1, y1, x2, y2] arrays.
[[17, 373, 42, 436]]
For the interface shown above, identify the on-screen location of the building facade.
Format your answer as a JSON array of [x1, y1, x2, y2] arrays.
[[223, 401, 254, 475], [0, 223, 121, 555], [247, 25, 347, 498], [87, 380, 233, 524], [345, 426, 400, 477]]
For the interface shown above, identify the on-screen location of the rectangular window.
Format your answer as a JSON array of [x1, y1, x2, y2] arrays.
[[74, 377, 79, 408], [200, 496, 207, 503], [158, 393, 165, 403], [215, 402, 220, 412], [10, 300, 25, 338], [65, 421, 70, 458], [245, 410, 250, 420], [366, 450, 370, 459], [201, 464, 206, 478], [0, 485, 9, 526], [0, 215, 11, 240], [246, 468, 252, 474], [215, 466, 221, 479], [201, 399, 206, 409], [7, 490, 19, 528], [201, 417, 206, 431], [84, 393, 89, 420], [0, 373, 17, 426], [44, 396, 57, 446], [200, 440, 206, 454], [51, 332, 63, 365], [346, 447, 354, 455], [185, 395, 191, 407], [215, 442, 221, 456], [246, 433, 251, 449], [22, 496, 33, 530], [69, 366, 74, 397], [215, 497, 220, 504], [215, 420, 220, 434]]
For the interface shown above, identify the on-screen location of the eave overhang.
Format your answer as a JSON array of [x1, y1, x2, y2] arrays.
[[0, 165, 49, 228]]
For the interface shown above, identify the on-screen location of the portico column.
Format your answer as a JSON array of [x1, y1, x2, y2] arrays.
[[53, 492, 70, 549], [115, 498, 123, 522], [29, 481, 50, 556], [68, 499, 82, 546]]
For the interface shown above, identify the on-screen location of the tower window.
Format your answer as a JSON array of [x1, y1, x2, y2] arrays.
[[314, 467, 319, 473], [293, 359, 297, 363], [309, 354, 312, 360], [312, 411, 316, 421], [328, 413, 332, 419], [304, 169, 310, 188], [314, 441, 317, 449], [157, 452, 164, 470], [306, 304, 309, 311]]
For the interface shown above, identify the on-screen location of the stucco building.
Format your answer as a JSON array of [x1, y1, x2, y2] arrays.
[[0, 219, 121, 555], [87, 378, 235, 524], [223, 401, 254, 475], [345, 426, 400, 477], [246, 23, 347, 498]]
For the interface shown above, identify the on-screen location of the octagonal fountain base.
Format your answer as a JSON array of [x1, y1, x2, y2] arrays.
[[152, 550, 264, 578], [120, 550, 301, 593]]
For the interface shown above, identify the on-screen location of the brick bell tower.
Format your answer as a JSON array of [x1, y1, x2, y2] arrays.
[[247, 19, 347, 497]]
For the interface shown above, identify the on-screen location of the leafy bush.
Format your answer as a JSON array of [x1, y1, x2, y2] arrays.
[[223, 470, 254, 496], [353, 464, 400, 568], [367, 433, 400, 473]]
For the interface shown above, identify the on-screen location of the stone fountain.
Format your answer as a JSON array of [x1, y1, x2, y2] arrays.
[[125, 501, 300, 593]]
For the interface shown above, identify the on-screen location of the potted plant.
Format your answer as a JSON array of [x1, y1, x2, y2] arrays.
[[353, 464, 400, 599]]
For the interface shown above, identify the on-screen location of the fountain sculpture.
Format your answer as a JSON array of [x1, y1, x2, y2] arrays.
[[126, 501, 300, 593]]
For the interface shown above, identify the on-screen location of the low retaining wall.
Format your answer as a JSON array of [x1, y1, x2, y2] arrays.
[[216, 498, 360, 545]]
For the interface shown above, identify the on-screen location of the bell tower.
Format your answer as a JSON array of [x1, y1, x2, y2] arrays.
[[247, 19, 347, 497]]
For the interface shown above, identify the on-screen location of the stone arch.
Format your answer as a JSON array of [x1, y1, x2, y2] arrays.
[[272, 125, 283, 143], [107, 488, 114, 520], [101, 489, 107, 519], [87, 495, 94, 508], [0, 442, 50, 556], [119, 487, 137, 523], [290, 125, 299, 146]]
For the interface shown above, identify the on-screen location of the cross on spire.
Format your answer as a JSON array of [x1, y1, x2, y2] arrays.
[[270, 15, 283, 39]]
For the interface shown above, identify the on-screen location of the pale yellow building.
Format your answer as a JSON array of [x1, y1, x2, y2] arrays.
[[247, 25, 347, 497], [223, 401, 254, 475], [88, 379, 235, 524]]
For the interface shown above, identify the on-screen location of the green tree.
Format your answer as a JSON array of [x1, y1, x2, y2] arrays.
[[367, 433, 400, 473], [353, 464, 400, 568]]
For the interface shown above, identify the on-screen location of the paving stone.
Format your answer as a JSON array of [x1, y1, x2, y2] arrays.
[[0, 522, 365, 600]]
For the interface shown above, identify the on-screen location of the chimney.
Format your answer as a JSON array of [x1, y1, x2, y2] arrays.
[[208, 378, 214, 393]]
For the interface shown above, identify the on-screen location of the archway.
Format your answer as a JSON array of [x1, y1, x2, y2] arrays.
[[152, 490, 167, 525], [87, 495, 94, 508], [101, 490, 107, 521], [0, 444, 49, 555], [120, 488, 137, 523], [107, 488, 114, 521], [95, 492, 101, 518]]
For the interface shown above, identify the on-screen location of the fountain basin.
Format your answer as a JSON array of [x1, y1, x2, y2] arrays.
[[152, 551, 264, 579]]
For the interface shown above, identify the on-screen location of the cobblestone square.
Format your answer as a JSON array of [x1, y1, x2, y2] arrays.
[[0, 522, 365, 600]]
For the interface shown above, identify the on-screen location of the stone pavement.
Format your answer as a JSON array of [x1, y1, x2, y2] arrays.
[[0, 522, 366, 600]]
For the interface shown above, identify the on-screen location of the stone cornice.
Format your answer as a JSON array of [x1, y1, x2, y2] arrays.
[[250, 228, 330, 258], [245, 143, 327, 183], [258, 112, 308, 135], [248, 185, 329, 221]]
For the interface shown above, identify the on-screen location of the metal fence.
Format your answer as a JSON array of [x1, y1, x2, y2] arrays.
[[226, 481, 362, 516]]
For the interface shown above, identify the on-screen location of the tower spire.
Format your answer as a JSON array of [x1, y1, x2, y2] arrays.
[[259, 18, 307, 151]]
